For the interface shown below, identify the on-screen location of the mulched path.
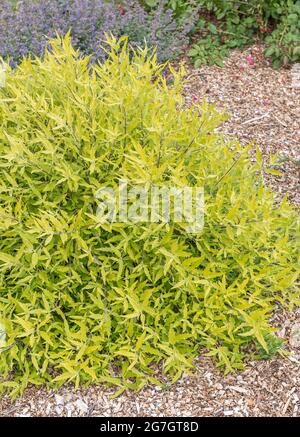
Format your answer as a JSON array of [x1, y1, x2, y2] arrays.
[[1, 45, 299, 417]]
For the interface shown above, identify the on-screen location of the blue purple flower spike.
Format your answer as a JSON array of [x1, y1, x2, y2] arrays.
[[0, 0, 195, 66]]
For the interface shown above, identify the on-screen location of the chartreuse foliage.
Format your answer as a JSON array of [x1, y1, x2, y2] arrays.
[[0, 35, 299, 397]]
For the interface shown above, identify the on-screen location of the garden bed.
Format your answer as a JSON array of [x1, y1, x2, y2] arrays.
[[1, 44, 299, 418]]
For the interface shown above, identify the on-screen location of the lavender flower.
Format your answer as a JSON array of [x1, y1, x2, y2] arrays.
[[0, 0, 196, 66]]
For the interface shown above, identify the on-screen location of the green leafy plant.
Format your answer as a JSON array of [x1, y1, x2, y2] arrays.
[[198, 0, 300, 68], [0, 35, 299, 398], [188, 12, 258, 67], [264, 1, 300, 67], [188, 34, 229, 67], [256, 334, 284, 360], [144, 0, 300, 68]]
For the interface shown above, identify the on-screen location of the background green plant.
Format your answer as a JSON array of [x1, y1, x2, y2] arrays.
[[144, 0, 300, 68], [0, 35, 299, 398]]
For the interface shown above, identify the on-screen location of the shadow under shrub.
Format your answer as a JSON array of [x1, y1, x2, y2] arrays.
[[0, 35, 299, 397]]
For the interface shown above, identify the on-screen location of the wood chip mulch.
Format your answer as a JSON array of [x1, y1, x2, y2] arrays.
[[181, 43, 300, 206], [0, 45, 299, 417]]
